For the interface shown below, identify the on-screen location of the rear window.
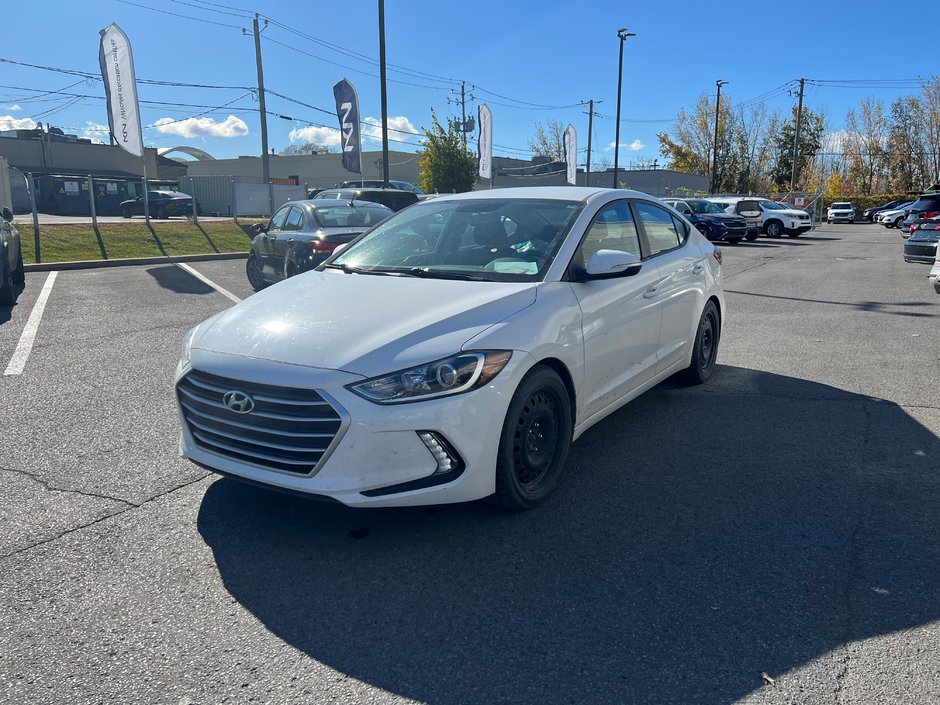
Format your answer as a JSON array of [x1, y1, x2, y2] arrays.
[[908, 195, 940, 212]]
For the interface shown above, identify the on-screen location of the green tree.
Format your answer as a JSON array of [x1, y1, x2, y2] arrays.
[[769, 105, 825, 189], [280, 141, 334, 155], [417, 111, 479, 193], [656, 92, 736, 192], [528, 120, 565, 161]]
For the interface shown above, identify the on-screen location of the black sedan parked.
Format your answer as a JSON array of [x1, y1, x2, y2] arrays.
[[120, 191, 198, 219], [903, 217, 940, 263], [662, 198, 750, 244], [246, 199, 392, 290]]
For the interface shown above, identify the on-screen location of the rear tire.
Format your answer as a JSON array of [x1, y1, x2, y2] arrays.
[[726, 237, 742, 245], [683, 301, 720, 385], [121, 206, 132, 218], [745, 233, 759, 242], [491, 366, 572, 511]]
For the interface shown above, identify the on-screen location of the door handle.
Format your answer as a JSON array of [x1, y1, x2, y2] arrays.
[[643, 287, 659, 299]]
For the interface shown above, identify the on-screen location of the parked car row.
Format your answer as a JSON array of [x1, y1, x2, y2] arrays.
[[662, 196, 812, 243]]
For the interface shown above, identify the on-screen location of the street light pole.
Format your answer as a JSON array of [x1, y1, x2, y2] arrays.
[[710, 80, 728, 195], [612, 28, 636, 189]]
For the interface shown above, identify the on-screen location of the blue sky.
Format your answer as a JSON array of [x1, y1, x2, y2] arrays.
[[3, 0, 937, 175]]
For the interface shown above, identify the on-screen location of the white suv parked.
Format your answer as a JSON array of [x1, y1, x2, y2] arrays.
[[827, 202, 855, 223], [709, 197, 812, 238]]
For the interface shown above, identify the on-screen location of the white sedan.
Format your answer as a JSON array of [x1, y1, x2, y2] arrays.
[[175, 187, 725, 510]]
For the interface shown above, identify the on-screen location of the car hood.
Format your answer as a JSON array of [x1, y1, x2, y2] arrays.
[[772, 208, 809, 217], [192, 270, 538, 377]]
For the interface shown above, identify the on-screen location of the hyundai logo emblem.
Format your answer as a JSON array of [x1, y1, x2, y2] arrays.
[[223, 390, 255, 414]]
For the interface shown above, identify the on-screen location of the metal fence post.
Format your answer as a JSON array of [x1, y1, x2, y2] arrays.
[[26, 172, 40, 264]]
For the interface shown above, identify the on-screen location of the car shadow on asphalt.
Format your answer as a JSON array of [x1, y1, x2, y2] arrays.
[[145, 265, 216, 295], [197, 366, 940, 704]]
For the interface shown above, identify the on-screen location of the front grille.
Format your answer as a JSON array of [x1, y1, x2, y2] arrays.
[[798, 214, 810, 220], [177, 369, 343, 475]]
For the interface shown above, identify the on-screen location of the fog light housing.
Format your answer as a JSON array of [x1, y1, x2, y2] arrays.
[[417, 431, 463, 475]]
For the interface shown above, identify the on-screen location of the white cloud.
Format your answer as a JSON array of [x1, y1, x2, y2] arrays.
[[81, 121, 109, 144], [362, 115, 419, 142], [6, 104, 22, 112], [605, 139, 646, 152], [288, 125, 341, 146], [0, 115, 37, 131], [153, 115, 248, 138]]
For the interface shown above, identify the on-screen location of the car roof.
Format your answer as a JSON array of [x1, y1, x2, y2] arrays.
[[284, 198, 392, 210], [429, 186, 638, 204]]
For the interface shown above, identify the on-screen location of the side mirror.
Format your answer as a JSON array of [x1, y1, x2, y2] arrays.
[[582, 249, 642, 279], [1, 207, 12, 222], [250, 223, 266, 235]]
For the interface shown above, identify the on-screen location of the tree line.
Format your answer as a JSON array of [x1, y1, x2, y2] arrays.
[[655, 78, 940, 197]]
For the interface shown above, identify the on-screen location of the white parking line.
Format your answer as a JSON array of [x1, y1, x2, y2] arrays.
[[4, 271, 58, 376], [174, 263, 242, 304]]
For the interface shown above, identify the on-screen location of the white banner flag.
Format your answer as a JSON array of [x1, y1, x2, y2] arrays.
[[99, 23, 143, 158], [478, 104, 492, 180], [563, 124, 577, 185]]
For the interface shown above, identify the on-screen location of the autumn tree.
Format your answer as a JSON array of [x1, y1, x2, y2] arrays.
[[528, 120, 565, 161], [280, 141, 334, 155], [417, 111, 479, 193], [845, 98, 889, 195], [769, 105, 825, 189]]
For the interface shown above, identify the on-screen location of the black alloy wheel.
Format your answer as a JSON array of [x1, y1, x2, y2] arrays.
[[246, 253, 267, 291], [492, 366, 572, 511], [765, 220, 783, 238], [683, 301, 720, 385]]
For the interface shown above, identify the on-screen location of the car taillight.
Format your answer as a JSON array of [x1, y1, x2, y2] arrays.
[[713, 247, 722, 265], [311, 240, 340, 253], [925, 211, 939, 219]]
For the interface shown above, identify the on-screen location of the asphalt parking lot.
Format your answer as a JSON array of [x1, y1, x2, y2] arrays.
[[1, 222, 938, 704]]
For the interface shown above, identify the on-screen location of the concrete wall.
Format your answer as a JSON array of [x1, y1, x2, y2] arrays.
[[0, 136, 158, 177], [183, 150, 421, 190]]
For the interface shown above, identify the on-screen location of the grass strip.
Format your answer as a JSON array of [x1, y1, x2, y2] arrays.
[[16, 219, 253, 263]]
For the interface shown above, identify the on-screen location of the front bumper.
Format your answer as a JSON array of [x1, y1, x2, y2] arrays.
[[176, 348, 532, 507]]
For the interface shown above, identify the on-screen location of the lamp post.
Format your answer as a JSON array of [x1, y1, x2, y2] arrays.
[[710, 79, 728, 195], [612, 28, 636, 189]]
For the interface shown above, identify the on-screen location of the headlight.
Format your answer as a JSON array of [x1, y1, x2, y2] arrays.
[[180, 326, 197, 367], [348, 351, 512, 404]]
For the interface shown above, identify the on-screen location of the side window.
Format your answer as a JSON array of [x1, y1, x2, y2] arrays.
[[579, 201, 641, 264], [284, 206, 305, 232], [268, 207, 290, 231], [635, 202, 684, 256]]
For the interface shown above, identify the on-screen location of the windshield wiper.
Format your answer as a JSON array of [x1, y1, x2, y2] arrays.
[[404, 268, 484, 281], [325, 263, 393, 276]]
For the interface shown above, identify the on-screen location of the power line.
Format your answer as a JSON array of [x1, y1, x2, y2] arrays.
[[115, 0, 243, 29]]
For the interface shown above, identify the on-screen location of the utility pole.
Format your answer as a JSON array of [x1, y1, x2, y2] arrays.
[[710, 80, 728, 194], [582, 99, 602, 187], [790, 77, 806, 191], [250, 14, 272, 214], [378, 0, 390, 187], [448, 81, 476, 151], [613, 28, 636, 188]]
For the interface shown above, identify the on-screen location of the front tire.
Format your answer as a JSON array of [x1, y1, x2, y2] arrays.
[[491, 366, 572, 511], [12, 248, 25, 284], [0, 260, 14, 306], [726, 237, 742, 245], [765, 220, 783, 238], [683, 301, 720, 385], [121, 206, 132, 218], [745, 233, 759, 242], [246, 252, 267, 291]]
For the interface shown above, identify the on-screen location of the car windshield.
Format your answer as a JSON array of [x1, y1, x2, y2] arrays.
[[313, 205, 390, 228], [760, 200, 787, 210], [832, 203, 852, 208], [688, 200, 724, 214], [329, 198, 581, 282]]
